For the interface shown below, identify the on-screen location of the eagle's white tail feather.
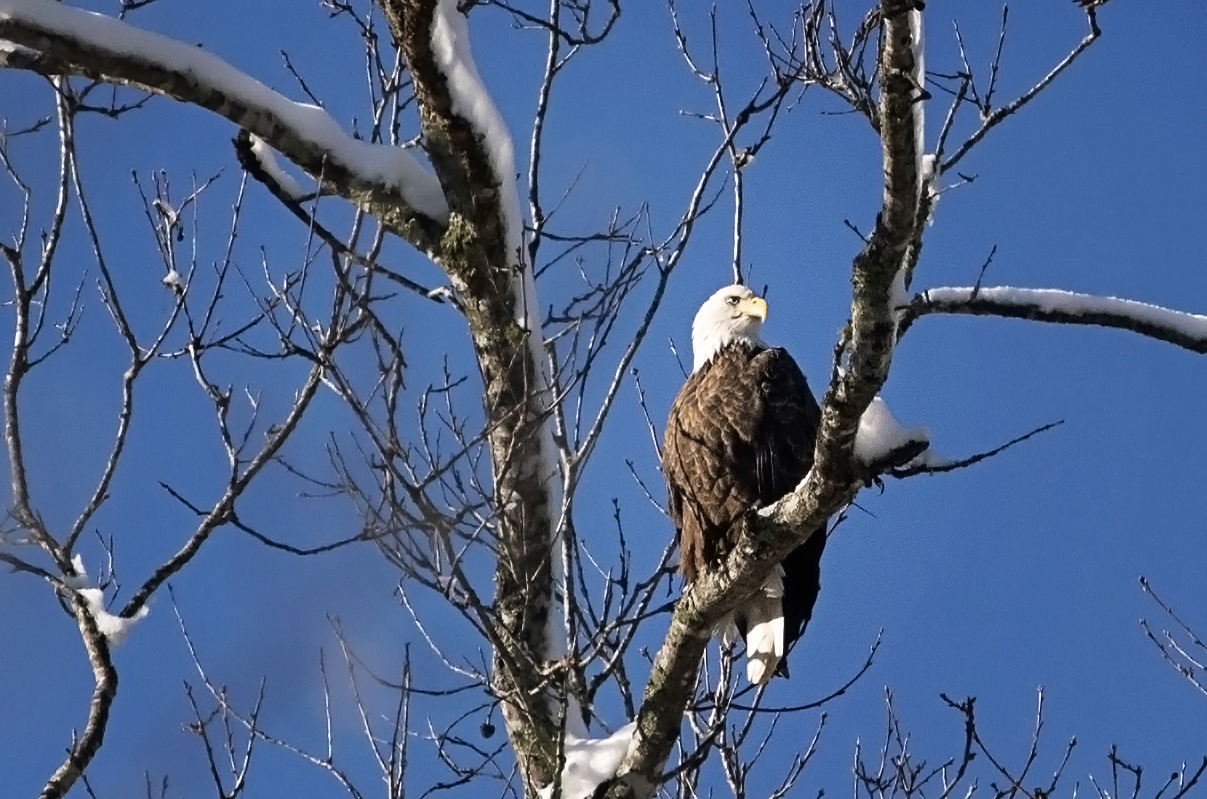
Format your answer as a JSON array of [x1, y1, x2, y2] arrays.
[[744, 567, 785, 685], [745, 612, 784, 684]]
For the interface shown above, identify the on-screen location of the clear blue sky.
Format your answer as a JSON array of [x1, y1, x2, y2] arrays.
[[1, 1, 1205, 796]]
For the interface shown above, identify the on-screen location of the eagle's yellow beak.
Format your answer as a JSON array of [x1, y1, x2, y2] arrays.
[[741, 295, 768, 321]]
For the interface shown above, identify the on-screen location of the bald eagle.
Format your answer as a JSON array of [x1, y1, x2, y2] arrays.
[[662, 284, 825, 684]]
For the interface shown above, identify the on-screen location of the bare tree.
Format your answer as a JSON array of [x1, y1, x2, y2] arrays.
[[1, 1, 1204, 798]]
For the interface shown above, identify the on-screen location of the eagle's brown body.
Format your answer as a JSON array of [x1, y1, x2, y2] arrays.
[[662, 341, 825, 676]]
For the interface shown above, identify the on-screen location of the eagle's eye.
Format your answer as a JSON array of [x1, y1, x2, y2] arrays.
[[725, 296, 740, 306]]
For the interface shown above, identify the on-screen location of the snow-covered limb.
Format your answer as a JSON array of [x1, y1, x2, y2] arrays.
[[247, 135, 308, 202], [62, 556, 148, 645], [77, 588, 147, 645], [63, 553, 91, 590], [0, 0, 449, 222], [539, 723, 638, 799], [918, 153, 939, 223], [905, 286, 1207, 354], [839, 0, 925, 399], [425, 285, 458, 304], [901, 448, 953, 471], [431, 0, 522, 263]]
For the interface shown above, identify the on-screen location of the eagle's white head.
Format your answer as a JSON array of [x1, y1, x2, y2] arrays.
[[691, 284, 767, 372]]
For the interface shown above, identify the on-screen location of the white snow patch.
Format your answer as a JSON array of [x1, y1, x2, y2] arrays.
[[430, 0, 535, 332], [923, 286, 1207, 340], [63, 553, 90, 590], [890, 267, 909, 326], [426, 285, 457, 303], [919, 153, 939, 222], [908, 9, 938, 223], [538, 722, 638, 799], [78, 587, 148, 645], [0, 0, 448, 220], [249, 134, 307, 200], [61, 558, 147, 645], [153, 197, 179, 230], [855, 397, 928, 466], [0, 38, 36, 60], [919, 153, 936, 185]]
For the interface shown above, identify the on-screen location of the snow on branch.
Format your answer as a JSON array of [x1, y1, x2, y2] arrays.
[[246, 135, 308, 202], [540, 723, 637, 799], [77, 587, 147, 645], [909, 8, 940, 221], [855, 397, 929, 470], [431, 0, 522, 262], [0, 0, 449, 222], [64, 555, 147, 645], [904, 286, 1207, 354], [909, 9, 928, 190]]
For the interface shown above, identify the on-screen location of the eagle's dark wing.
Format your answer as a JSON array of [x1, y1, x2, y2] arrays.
[[751, 347, 820, 502], [750, 348, 825, 673]]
